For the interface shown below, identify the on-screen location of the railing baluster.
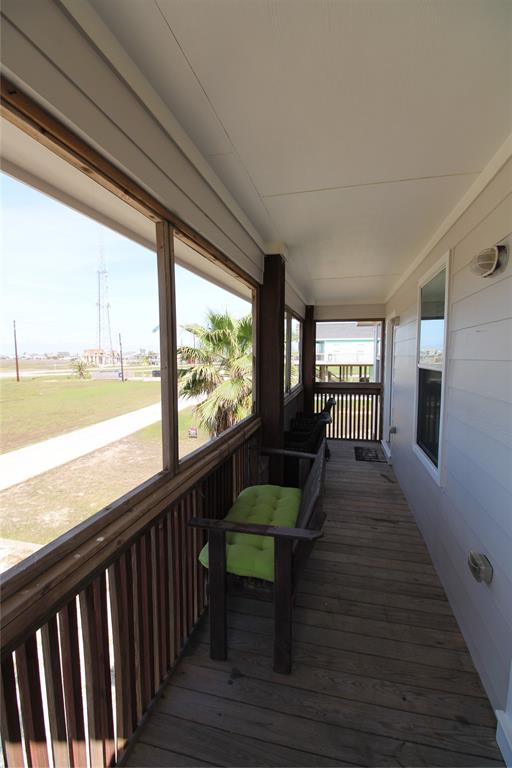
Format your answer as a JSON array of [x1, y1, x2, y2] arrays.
[[164, 512, 177, 668], [59, 601, 87, 768], [109, 553, 136, 754], [133, 536, 154, 713], [129, 544, 142, 724], [172, 506, 184, 654], [1, 654, 24, 768], [191, 491, 200, 624], [156, 518, 169, 681], [179, 501, 188, 643], [149, 526, 161, 689], [41, 617, 69, 768], [16, 634, 49, 768], [186, 496, 194, 635], [80, 576, 115, 768]]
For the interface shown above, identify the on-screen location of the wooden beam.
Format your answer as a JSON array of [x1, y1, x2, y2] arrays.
[[156, 222, 179, 473], [259, 255, 285, 474], [302, 305, 315, 412]]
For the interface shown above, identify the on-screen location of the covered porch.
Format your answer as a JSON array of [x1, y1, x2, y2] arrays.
[[1, 1, 511, 766]]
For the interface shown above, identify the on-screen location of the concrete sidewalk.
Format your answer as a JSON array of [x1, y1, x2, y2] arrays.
[[0, 403, 163, 491], [0, 396, 207, 492]]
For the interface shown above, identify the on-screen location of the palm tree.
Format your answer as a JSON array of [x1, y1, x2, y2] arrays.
[[72, 359, 90, 379], [177, 310, 253, 437]]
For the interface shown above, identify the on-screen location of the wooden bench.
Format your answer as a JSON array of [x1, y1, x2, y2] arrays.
[[189, 439, 326, 673]]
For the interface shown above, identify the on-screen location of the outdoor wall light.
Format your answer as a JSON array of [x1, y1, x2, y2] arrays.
[[471, 244, 508, 277]]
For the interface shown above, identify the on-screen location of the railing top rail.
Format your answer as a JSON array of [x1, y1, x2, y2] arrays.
[[1, 417, 260, 658], [314, 382, 382, 392]]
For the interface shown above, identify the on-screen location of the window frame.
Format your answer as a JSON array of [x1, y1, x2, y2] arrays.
[[283, 307, 303, 397], [412, 252, 450, 485]]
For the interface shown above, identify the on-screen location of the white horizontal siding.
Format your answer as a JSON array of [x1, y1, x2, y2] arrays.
[[449, 359, 512, 403], [450, 275, 512, 331], [450, 318, 512, 361], [446, 386, 512, 447], [386, 157, 512, 712]]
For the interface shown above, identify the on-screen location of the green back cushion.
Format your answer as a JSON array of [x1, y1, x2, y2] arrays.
[[198, 484, 301, 582]]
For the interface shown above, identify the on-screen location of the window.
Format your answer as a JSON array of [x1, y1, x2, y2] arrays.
[[283, 309, 302, 395], [174, 235, 254, 461], [315, 321, 383, 383], [0, 171, 162, 567], [415, 262, 448, 474]]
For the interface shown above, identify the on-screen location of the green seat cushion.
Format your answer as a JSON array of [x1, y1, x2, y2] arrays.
[[198, 484, 301, 582]]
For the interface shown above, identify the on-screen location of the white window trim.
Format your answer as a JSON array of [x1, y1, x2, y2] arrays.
[[412, 251, 451, 486]]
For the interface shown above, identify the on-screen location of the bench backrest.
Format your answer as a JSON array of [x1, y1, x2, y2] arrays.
[[296, 439, 326, 531]]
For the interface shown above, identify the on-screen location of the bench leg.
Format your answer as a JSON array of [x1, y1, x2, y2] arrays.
[[273, 538, 293, 674], [208, 529, 227, 661]]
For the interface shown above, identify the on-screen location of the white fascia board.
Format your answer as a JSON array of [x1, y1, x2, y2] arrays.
[[386, 132, 512, 304], [60, 0, 268, 258]]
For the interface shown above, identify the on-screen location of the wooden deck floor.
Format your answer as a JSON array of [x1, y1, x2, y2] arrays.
[[125, 441, 503, 767]]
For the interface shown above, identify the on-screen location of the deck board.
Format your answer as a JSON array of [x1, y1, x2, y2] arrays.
[[124, 441, 503, 767]]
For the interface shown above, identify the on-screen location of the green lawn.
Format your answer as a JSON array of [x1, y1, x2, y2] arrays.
[[0, 378, 161, 453], [0, 406, 209, 546], [0, 359, 73, 372]]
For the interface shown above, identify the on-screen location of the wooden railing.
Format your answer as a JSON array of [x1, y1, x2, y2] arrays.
[[315, 384, 382, 441], [0, 418, 260, 768], [315, 364, 373, 383]]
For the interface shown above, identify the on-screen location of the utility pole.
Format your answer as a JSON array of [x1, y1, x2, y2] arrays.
[[119, 332, 125, 382], [97, 269, 102, 350], [13, 320, 20, 382]]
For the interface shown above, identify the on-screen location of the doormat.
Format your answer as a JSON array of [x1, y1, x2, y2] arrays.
[[354, 446, 387, 463]]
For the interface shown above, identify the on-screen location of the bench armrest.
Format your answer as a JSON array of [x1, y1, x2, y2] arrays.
[[189, 517, 322, 542]]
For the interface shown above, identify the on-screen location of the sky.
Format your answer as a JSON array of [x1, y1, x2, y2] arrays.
[[0, 173, 251, 356]]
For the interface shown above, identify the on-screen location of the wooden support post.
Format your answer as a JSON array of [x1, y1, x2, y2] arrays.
[[273, 538, 293, 674], [259, 254, 285, 483], [156, 221, 179, 474], [208, 529, 227, 661], [302, 305, 315, 412]]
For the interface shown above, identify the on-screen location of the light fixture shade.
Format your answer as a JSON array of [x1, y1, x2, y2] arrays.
[[471, 245, 507, 277]]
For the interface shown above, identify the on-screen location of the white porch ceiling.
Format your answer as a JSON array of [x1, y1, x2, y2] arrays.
[[90, 0, 511, 304]]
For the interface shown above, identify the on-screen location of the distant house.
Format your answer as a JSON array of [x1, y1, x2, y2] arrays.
[[82, 348, 120, 367], [315, 322, 381, 382]]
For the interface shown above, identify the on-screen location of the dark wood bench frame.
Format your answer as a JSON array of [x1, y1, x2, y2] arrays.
[[189, 439, 326, 673]]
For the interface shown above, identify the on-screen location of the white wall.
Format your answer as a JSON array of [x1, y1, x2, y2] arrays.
[[315, 304, 385, 320], [0, 0, 268, 284], [386, 157, 512, 710]]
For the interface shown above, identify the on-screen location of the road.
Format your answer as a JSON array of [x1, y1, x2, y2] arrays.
[[0, 397, 202, 491]]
